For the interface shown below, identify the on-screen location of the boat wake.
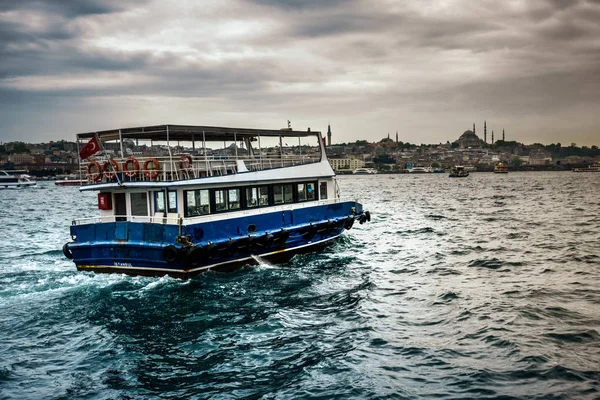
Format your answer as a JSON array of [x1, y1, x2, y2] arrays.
[[250, 254, 278, 268]]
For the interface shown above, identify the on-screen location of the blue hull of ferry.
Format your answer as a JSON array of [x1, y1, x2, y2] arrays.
[[68, 201, 364, 278]]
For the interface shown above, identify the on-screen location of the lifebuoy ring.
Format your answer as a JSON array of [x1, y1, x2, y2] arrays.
[[143, 158, 161, 179], [123, 157, 140, 178], [162, 245, 180, 263], [62, 243, 73, 259], [86, 161, 102, 182], [179, 154, 193, 172], [103, 159, 120, 179]]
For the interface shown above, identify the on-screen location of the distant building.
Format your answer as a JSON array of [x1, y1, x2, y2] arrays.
[[457, 130, 485, 149], [328, 157, 365, 171]]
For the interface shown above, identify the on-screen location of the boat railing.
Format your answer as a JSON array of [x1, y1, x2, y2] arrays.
[[78, 153, 321, 184], [71, 197, 359, 226]]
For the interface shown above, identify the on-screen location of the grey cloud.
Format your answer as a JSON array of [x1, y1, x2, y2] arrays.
[[245, 0, 354, 11], [0, 0, 140, 17], [0, 0, 599, 145]]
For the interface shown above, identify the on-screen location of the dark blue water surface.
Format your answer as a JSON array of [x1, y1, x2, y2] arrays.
[[1, 172, 600, 399]]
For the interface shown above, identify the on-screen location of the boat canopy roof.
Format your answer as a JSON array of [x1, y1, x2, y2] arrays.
[[77, 124, 321, 142]]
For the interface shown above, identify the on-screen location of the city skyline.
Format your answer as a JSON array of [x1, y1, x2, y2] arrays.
[[1, 0, 599, 146]]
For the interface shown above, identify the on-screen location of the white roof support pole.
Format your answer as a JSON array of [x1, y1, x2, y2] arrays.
[[166, 125, 178, 181], [234, 132, 238, 160], [119, 129, 124, 159], [280, 135, 283, 167], [203, 131, 210, 177]]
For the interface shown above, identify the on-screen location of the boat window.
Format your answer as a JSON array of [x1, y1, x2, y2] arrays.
[[273, 185, 283, 204], [214, 188, 241, 212], [320, 182, 328, 200], [229, 189, 240, 210], [273, 184, 294, 204], [246, 187, 259, 208], [259, 186, 269, 206], [215, 189, 228, 212], [131, 192, 148, 216], [296, 181, 317, 202], [307, 182, 316, 201], [167, 190, 177, 213], [297, 183, 307, 201], [283, 184, 293, 203], [184, 189, 210, 217], [155, 191, 165, 214], [246, 185, 269, 208], [115, 193, 127, 221]]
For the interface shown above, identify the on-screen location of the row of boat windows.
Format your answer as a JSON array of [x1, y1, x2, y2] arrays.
[[127, 181, 327, 218]]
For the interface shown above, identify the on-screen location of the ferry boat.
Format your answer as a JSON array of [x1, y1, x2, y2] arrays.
[[408, 166, 433, 173], [62, 124, 371, 278], [573, 161, 600, 172], [0, 170, 37, 189], [352, 168, 377, 174], [449, 165, 469, 178], [55, 176, 87, 186], [494, 162, 509, 173]]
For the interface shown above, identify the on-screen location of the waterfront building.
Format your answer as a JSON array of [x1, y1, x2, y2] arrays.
[[328, 156, 365, 171]]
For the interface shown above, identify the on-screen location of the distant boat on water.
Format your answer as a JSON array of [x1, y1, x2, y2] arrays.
[[408, 166, 433, 173], [0, 170, 37, 189], [494, 162, 509, 174], [352, 168, 377, 174], [572, 161, 600, 172], [55, 177, 87, 186], [449, 166, 469, 178]]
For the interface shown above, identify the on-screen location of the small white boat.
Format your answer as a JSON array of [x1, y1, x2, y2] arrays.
[[55, 176, 87, 186], [352, 168, 377, 174], [408, 166, 433, 173], [573, 161, 600, 172], [0, 170, 37, 189]]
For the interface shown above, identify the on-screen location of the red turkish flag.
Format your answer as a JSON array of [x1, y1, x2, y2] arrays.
[[79, 136, 100, 159]]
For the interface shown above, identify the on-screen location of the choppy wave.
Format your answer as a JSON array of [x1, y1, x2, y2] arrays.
[[1, 173, 600, 399]]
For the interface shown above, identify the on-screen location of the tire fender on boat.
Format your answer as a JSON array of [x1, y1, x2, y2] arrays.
[[162, 244, 179, 263], [300, 224, 317, 240], [223, 238, 238, 257], [62, 243, 73, 260], [273, 229, 290, 245], [344, 217, 355, 230], [261, 233, 275, 248], [185, 245, 205, 268]]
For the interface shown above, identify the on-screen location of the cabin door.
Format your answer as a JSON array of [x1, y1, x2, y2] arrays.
[[114, 193, 127, 221]]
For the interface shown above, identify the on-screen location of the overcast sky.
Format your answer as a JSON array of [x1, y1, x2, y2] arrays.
[[1, 0, 599, 145]]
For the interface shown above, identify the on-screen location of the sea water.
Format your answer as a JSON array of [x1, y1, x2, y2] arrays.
[[0, 172, 599, 399]]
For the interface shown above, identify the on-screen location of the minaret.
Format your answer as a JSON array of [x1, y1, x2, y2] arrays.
[[473, 123, 476, 135], [502, 129, 505, 142], [484, 120, 487, 143], [492, 130, 494, 144], [387, 132, 390, 140], [327, 124, 332, 146], [396, 131, 398, 145]]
